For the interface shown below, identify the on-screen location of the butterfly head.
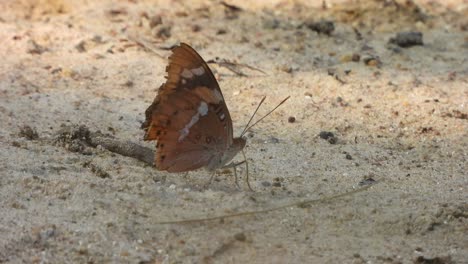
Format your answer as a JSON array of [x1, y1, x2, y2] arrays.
[[206, 136, 246, 171], [232, 137, 246, 152], [220, 136, 246, 166]]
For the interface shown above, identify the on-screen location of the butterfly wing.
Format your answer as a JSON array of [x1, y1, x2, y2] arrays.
[[142, 43, 234, 172]]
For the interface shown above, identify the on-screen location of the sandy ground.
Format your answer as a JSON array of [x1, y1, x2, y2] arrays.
[[0, 0, 467, 263]]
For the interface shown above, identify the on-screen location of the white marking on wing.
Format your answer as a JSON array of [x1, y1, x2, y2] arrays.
[[191, 66, 205, 76], [181, 69, 194, 78], [178, 101, 208, 142], [198, 101, 208, 116]]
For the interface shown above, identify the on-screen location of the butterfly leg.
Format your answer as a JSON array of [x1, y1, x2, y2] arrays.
[[222, 160, 246, 169], [232, 164, 241, 189], [222, 160, 253, 191], [241, 149, 253, 192], [244, 161, 253, 192], [222, 161, 244, 189], [204, 171, 217, 189]]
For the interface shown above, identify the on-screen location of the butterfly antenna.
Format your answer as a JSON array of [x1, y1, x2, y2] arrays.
[[240, 96, 266, 136], [240, 96, 290, 137]]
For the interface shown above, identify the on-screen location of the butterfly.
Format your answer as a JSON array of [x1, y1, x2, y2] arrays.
[[142, 43, 247, 174]]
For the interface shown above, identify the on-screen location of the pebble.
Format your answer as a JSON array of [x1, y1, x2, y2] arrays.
[[389, 31, 423, 47], [306, 20, 335, 35]]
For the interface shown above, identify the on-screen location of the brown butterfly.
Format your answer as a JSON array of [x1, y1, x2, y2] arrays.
[[142, 43, 288, 188], [142, 43, 246, 173]]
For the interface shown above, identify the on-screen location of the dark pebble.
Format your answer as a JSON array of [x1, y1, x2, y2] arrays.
[[358, 178, 376, 186], [155, 26, 171, 39], [363, 56, 382, 67], [319, 131, 338, 144], [389, 31, 423, 48], [306, 20, 335, 35], [414, 255, 452, 264], [288, 116, 296, 123], [234, 232, 246, 242], [191, 24, 202, 32], [351, 53, 360, 62], [216, 29, 227, 35], [19, 125, 39, 140], [75, 41, 86, 53], [149, 15, 162, 28]]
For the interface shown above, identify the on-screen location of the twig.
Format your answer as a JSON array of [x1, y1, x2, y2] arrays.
[[126, 34, 165, 59], [54, 124, 154, 166], [154, 182, 378, 224], [88, 135, 154, 165], [207, 58, 267, 76]]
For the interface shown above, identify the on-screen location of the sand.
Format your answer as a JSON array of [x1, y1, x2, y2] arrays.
[[0, 0, 467, 263]]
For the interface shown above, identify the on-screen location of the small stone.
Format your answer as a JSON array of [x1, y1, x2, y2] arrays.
[[389, 31, 423, 48], [234, 232, 246, 242], [306, 20, 335, 35], [191, 24, 202, 32], [75, 41, 86, 52], [216, 29, 227, 35], [149, 15, 162, 28], [155, 26, 171, 39], [19, 125, 39, 140], [288, 116, 296, 123], [414, 256, 452, 264], [319, 131, 337, 144], [363, 56, 381, 67], [91, 35, 104, 43], [351, 53, 361, 62], [358, 178, 376, 186]]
